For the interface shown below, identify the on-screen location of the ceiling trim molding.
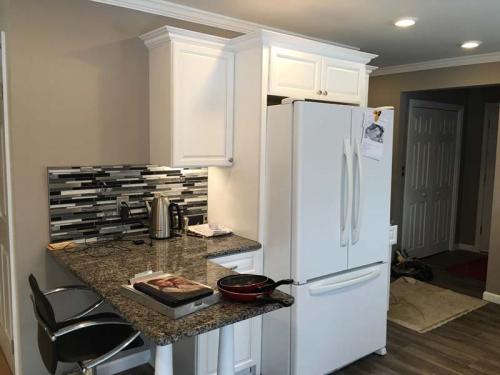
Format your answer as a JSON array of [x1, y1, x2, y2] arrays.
[[90, 0, 359, 50], [91, 0, 257, 33], [372, 51, 500, 76]]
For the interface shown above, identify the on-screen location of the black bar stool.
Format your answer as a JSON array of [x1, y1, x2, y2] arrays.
[[29, 274, 144, 375]]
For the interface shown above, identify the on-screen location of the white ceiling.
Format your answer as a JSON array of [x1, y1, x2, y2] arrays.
[[163, 0, 500, 67]]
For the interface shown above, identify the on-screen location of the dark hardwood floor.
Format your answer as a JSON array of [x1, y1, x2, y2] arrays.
[[337, 303, 500, 375], [122, 251, 497, 375]]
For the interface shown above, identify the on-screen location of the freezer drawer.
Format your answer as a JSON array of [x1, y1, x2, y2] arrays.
[[291, 263, 388, 375]]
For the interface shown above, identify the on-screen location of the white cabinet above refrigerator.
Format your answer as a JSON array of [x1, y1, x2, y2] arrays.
[[269, 46, 370, 105]]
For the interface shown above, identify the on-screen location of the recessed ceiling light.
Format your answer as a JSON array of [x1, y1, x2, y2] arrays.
[[394, 17, 417, 28], [461, 40, 482, 49]]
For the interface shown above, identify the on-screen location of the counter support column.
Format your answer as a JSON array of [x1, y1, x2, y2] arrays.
[[218, 324, 235, 375], [155, 344, 173, 375]]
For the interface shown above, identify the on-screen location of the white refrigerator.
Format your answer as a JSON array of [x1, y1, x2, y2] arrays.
[[262, 101, 393, 375]]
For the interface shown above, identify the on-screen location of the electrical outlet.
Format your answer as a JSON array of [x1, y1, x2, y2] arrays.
[[116, 196, 129, 215]]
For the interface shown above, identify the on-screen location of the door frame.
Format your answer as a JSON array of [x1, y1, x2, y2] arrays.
[[475, 103, 499, 253], [402, 99, 464, 257], [0, 30, 19, 373]]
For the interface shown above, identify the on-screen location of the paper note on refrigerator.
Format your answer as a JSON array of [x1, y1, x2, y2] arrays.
[[361, 111, 386, 161]]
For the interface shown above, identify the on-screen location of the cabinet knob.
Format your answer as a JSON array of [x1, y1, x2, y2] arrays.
[[323, 90, 328, 96], [317, 90, 323, 95], [228, 157, 234, 163]]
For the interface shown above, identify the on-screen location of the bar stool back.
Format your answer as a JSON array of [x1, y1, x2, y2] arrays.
[[29, 274, 144, 374]]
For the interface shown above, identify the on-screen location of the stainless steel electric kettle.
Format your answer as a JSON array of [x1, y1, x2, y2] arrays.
[[145, 194, 183, 239]]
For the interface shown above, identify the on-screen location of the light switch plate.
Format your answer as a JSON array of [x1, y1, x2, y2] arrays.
[[389, 225, 398, 245]]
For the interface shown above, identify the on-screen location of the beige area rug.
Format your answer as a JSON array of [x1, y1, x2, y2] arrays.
[[388, 277, 487, 333]]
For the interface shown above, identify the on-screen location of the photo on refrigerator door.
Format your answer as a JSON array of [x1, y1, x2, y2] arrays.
[[361, 111, 388, 161], [365, 123, 384, 143]]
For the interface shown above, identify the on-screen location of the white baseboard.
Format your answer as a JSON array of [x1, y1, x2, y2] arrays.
[[483, 291, 500, 304], [454, 243, 477, 252]]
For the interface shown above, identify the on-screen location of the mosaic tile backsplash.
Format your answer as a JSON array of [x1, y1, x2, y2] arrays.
[[48, 165, 208, 242]]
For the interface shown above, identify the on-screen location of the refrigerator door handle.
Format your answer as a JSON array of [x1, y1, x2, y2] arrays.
[[352, 139, 363, 245], [340, 139, 353, 247], [308, 268, 381, 296]]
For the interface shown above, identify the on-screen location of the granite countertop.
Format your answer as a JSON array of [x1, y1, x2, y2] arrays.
[[48, 234, 293, 346]]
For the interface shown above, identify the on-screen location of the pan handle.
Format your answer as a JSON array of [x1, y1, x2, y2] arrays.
[[256, 295, 294, 307], [255, 279, 294, 293]]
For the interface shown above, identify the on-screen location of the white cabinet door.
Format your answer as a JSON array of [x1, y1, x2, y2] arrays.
[[143, 27, 235, 169], [268, 46, 321, 99], [172, 41, 234, 167], [321, 57, 365, 104], [197, 250, 262, 375]]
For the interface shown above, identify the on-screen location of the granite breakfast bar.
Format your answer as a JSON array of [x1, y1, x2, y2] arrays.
[[48, 234, 293, 375]]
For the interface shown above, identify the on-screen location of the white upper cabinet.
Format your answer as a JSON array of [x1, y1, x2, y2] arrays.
[[269, 47, 321, 99], [141, 27, 234, 167], [257, 33, 376, 105], [321, 57, 366, 104]]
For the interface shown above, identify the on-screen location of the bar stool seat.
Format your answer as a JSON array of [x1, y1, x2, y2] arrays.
[[56, 312, 143, 363], [29, 274, 143, 374]]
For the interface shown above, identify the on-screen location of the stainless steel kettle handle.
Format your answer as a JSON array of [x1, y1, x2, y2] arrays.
[[169, 203, 183, 230]]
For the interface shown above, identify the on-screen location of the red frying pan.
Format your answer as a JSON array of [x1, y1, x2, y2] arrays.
[[217, 274, 293, 306], [217, 274, 293, 293]]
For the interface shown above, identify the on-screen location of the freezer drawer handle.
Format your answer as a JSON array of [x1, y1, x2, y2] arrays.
[[308, 268, 381, 296]]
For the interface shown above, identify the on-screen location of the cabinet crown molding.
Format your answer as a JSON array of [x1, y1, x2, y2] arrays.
[[140, 26, 377, 66], [140, 25, 229, 48], [229, 29, 377, 65]]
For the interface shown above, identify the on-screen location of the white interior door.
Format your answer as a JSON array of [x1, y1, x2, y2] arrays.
[[0, 31, 14, 372], [475, 104, 499, 253], [292, 102, 351, 283], [402, 100, 463, 258]]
